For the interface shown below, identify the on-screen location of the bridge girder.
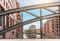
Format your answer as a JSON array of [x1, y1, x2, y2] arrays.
[[0, 13, 60, 34], [0, 2, 60, 36]]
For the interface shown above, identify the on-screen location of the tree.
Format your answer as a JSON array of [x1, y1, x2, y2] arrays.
[[25, 29, 31, 38]]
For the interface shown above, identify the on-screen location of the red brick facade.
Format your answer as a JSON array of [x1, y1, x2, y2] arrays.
[[42, 16, 60, 37]]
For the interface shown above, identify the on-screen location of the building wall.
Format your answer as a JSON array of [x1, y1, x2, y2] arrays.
[[42, 16, 60, 38], [0, 0, 17, 10], [0, 0, 22, 39]]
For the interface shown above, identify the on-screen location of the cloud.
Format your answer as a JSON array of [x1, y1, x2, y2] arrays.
[[42, 19, 47, 25], [17, 0, 60, 7]]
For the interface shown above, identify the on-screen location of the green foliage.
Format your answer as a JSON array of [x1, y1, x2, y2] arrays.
[[25, 29, 32, 38], [25, 29, 30, 33]]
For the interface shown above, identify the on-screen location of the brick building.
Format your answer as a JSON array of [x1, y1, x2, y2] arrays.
[[0, 0, 22, 39], [42, 16, 60, 38]]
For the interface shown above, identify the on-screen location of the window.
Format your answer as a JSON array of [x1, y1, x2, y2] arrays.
[[6, 2, 8, 9], [55, 24, 58, 29], [56, 30, 58, 32], [12, 31, 15, 35], [3, 0, 5, 6], [52, 27, 54, 29], [52, 30, 54, 32], [10, 18, 12, 26], [18, 29, 20, 31], [8, 0, 13, 8], [0, 0, 2, 1], [51, 20, 54, 27], [6, 2, 10, 9]]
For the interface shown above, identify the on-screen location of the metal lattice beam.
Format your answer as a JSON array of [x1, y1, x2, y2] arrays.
[[20, 2, 60, 11], [24, 11, 38, 17], [7, 16, 20, 23], [0, 13, 60, 34], [43, 8, 57, 14], [0, 2, 60, 16]]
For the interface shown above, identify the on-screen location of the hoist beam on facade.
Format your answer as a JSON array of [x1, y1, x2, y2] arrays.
[[24, 11, 38, 17], [0, 2, 60, 16], [0, 13, 60, 34]]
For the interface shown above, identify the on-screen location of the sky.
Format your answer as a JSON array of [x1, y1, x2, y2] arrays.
[[22, 9, 53, 30], [17, 0, 60, 30], [17, 0, 60, 7]]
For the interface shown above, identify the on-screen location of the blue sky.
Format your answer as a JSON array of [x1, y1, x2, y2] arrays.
[[21, 9, 53, 30], [17, 0, 59, 30]]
